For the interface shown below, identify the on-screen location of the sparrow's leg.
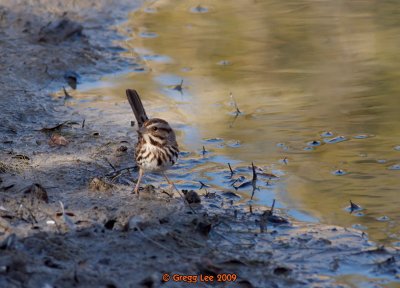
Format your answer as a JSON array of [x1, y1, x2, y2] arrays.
[[134, 168, 144, 195]]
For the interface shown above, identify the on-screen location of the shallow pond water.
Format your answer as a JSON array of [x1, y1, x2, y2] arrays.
[[73, 0, 400, 247]]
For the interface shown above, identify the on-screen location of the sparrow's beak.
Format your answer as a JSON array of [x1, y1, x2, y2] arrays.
[[138, 126, 147, 135]]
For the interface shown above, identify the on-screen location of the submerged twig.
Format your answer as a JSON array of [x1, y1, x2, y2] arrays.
[[229, 93, 242, 128], [230, 92, 241, 115], [199, 181, 210, 190], [202, 146, 207, 156]]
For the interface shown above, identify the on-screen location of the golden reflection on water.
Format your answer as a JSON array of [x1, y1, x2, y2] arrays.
[[84, 0, 400, 244]]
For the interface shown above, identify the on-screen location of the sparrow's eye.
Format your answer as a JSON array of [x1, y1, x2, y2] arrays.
[[152, 127, 158, 131]]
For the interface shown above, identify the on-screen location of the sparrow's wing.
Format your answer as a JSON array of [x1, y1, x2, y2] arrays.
[[126, 89, 149, 127]]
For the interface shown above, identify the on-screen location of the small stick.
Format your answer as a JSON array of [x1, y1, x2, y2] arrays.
[[104, 158, 116, 172]]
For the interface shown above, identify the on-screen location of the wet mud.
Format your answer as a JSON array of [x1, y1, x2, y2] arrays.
[[0, 1, 400, 287]]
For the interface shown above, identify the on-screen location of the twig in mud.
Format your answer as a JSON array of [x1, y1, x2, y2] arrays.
[[161, 190, 173, 198], [21, 204, 38, 224], [250, 162, 258, 200], [202, 146, 207, 156], [228, 163, 234, 177], [38, 120, 79, 132], [270, 199, 276, 215], [104, 158, 116, 172], [105, 166, 137, 177], [230, 177, 241, 187], [81, 119, 85, 128]]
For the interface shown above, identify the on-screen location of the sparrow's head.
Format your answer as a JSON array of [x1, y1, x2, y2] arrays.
[[140, 118, 177, 146]]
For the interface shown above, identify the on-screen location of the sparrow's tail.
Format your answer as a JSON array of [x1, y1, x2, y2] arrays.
[[126, 89, 149, 127]]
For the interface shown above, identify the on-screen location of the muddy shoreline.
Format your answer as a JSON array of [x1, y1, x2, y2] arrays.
[[0, 1, 399, 287]]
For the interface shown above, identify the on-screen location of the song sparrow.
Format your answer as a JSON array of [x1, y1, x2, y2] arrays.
[[126, 89, 179, 194]]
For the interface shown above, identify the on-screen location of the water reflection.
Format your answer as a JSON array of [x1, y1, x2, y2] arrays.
[[83, 0, 400, 245]]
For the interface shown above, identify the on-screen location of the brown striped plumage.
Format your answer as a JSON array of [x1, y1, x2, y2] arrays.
[[126, 89, 179, 194]]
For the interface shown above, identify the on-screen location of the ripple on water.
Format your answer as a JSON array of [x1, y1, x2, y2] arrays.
[[276, 143, 289, 151], [353, 134, 374, 139], [303, 147, 314, 151], [144, 7, 157, 13], [377, 216, 390, 222], [352, 224, 368, 230], [324, 136, 347, 144], [190, 5, 209, 13], [226, 140, 241, 148], [388, 164, 400, 170], [204, 138, 224, 143], [142, 54, 172, 63], [332, 169, 347, 176], [217, 60, 231, 66], [140, 32, 158, 38], [320, 131, 334, 137], [307, 140, 322, 147]]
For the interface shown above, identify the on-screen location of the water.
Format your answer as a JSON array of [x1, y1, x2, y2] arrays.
[[75, 0, 400, 247]]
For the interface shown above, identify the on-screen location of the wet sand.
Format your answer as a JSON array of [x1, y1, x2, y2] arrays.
[[0, 1, 399, 287]]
